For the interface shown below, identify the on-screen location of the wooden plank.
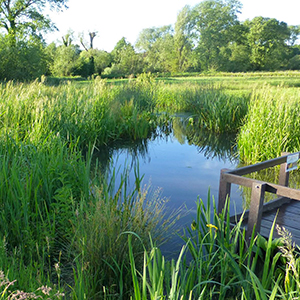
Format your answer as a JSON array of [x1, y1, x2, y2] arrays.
[[246, 182, 266, 240], [278, 152, 290, 186], [229, 197, 291, 224], [262, 213, 300, 227], [218, 168, 231, 214], [223, 173, 300, 200], [261, 216, 300, 233], [261, 197, 291, 212], [229, 153, 293, 176]]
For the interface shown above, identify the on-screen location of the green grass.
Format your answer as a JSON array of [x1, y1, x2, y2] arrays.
[[1, 71, 300, 298], [237, 85, 300, 163], [127, 194, 300, 300]]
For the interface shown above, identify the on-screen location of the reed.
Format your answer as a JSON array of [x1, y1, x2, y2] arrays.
[[127, 193, 300, 300], [238, 85, 300, 163]]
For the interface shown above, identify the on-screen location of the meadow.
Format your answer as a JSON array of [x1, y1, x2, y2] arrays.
[[1, 71, 300, 299]]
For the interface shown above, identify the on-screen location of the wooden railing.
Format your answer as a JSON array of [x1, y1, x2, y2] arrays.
[[218, 151, 300, 240]]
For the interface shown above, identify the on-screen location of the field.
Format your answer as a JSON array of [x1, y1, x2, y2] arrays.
[[1, 71, 300, 299]]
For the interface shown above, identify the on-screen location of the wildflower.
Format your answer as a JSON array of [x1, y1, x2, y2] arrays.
[[38, 285, 52, 295], [206, 224, 218, 230]]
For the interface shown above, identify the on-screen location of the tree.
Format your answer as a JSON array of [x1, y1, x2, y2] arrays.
[[0, 34, 48, 80], [136, 26, 175, 72], [50, 44, 80, 76], [245, 17, 290, 70], [0, 0, 68, 39], [173, 5, 198, 72], [288, 25, 300, 46], [104, 37, 143, 77], [79, 49, 112, 76], [192, 0, 242, 71]]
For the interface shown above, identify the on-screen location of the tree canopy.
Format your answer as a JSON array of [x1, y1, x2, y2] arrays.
[[0, 0, 300, 81], [0, 0, 68, 38]]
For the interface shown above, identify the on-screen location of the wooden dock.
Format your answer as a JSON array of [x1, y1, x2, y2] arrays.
[[218, 152, 300, 244]]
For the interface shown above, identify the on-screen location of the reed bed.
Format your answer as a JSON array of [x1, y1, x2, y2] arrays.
[[238, 85, 300, 164], [128, 194, 300, 300]]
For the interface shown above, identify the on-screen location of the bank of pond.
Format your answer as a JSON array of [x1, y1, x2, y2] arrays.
[[1, 73, 300, 299]]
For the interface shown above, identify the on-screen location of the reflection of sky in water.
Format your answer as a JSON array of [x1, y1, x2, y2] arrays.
[[107, 131, 244, 257], [110, 132, 243, 219]]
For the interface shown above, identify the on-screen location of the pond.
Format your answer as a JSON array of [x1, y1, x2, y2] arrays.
[[96, 115, 245, 255]]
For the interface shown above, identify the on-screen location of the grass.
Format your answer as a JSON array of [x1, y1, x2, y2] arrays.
[[1, 71, 300, 298], [237, 85, 300, 163], [128, 193, 300, 300]]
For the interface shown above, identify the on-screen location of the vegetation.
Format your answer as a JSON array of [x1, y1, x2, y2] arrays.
[[0, 72, 299, 298], [0, 0, 300, 297], [0, 0, 299, 80]]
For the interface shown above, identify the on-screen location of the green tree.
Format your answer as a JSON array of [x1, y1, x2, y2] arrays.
[[173, 5, 198, 72], [0, 34, 47, 80], [288, 25, 300, 46], [50, 44, 80, 76], [192, 0, 242, 71], [103, 37, 142, 77], [245, 17, 291, 70], [0, 0, 68, 39], [136, 25, 175, 72], [79, 49, 111, 76]]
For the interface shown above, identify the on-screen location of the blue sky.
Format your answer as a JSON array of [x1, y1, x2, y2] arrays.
[[45, 0, 300, 51]]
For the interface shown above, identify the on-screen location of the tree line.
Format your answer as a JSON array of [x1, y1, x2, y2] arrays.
[[0, 0, 300, 81]]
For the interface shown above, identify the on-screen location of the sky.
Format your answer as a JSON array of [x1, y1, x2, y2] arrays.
[[45, 0, 300, 52]]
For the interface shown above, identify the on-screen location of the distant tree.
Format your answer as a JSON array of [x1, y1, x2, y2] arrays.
[[0, 34, 47, 80], [173, 5, 198, 72], [0, 0, 68, 40], [50, 44, 80, 76], [192, 0, 242, 71], [136, 25, 174, 72], [79, 49, 112, 76], [62, 31, 73, 47], [288, 25, 300, 46], [104, 37, 142, 77], [245, 17, 290, 70]]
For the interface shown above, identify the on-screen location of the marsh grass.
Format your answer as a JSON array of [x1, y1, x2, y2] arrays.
[[70, 162, 177, 299], [238, 85, 300, 163], [127, 193, 300, 300], [2, 72, 300, 298]]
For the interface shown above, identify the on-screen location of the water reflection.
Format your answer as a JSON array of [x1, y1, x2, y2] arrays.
[[171, 116, 238, 162]]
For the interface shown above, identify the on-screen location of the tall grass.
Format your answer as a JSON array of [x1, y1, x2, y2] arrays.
[[238, 85, 300, 163], [2, 72, 300, 298], [155, 82, 250, 133], [0, 77, 158, 150], [127, 193, 300, 300]]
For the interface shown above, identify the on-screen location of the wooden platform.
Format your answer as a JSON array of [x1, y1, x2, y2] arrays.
[[260, 199, 300, 244], [218, 151, 300, 243]]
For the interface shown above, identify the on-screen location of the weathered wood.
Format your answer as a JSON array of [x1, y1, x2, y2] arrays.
[[218, 151, 300, 245], [261, 197, 291, 212], [223, 173, 300, 201], [230, 151, 300, 176], [218, 168, 231, 214], [230, 197, 291, 225], [246, 182, 266, 240], [278, 152, 290, 186]]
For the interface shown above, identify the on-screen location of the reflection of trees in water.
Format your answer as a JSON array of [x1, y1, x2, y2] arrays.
[[171, 116, 238, 162], [92, 114, 241, 180]]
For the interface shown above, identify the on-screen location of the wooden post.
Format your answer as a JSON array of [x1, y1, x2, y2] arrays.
[[278, 152, 290, 187], [246, 182, 266, 241], [218, 168, 231, 215]]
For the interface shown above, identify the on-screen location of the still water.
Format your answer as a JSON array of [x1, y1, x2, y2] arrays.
[[100, 116, 244, 238]]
